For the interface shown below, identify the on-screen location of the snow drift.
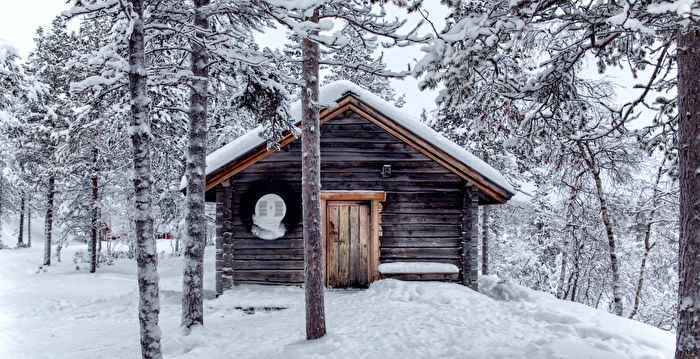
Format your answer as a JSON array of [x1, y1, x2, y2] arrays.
[[0, 242, 674, 359]]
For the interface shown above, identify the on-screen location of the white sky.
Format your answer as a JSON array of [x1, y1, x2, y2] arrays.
[[0, 1, 72, 58], [0, 1, 665, 126], [0, 1, 446, 116]]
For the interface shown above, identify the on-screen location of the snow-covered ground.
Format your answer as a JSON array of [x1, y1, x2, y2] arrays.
[[0, 240, 675, 359]]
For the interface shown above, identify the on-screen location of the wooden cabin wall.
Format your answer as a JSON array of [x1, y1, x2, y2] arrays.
[[215, 111, 469, 290]]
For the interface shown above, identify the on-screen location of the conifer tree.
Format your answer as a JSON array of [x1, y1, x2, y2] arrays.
[[324, 26, 404, 106], [259, 0, 429, 339]]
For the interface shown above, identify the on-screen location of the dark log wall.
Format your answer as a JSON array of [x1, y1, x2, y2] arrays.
[[215, 110, 472, 288]]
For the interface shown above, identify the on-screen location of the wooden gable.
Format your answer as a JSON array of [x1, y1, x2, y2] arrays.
[[205, 93, 514, 204]]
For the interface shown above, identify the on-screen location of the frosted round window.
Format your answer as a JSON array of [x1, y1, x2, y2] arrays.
[[254, 194, 287, 227]]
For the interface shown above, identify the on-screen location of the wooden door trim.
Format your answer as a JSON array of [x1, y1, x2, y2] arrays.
[[321, 191, 386, 201], [321, 191, 384, 286]]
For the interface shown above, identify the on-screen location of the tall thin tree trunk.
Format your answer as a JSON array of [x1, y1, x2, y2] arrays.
[[675, 27, 700, 359], [579, 142, 623, 316], [27, 204, 31, 248], [91, 147, 99, 273], [44, 176, 54, 266], [127, 0, 162, 357], [182, 0, 209, 331], [481, 206, 490, 275], [568, 241, 583, 302], [629, 157, 666, 320], [629, 237, 654, 319], [593, 168, 623, 316], [301, 8, 326, 341], [17, 195, 25, 247], [558, 173, 582, 299]]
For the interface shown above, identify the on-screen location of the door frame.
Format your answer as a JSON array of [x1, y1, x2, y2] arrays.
[[321, 191, 385, 286]]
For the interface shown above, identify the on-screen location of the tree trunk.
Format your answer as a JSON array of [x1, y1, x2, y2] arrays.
[[43, 176, 54, 266], [579, 142, 624, 316], [558, 173, 582, 299], [27, 204, 31, 248], [127, 0, 162, 357], [91, 147, 99, 273], [629, 237, 654, 320], [301, 8, 326, 340], [182, 0, 209, 331], [17, 195, 25, 247], [629, 157, 666, 319], [481, 206, 490, 275], [593, 168, 623, 316], [675, 27, 700, 359], [568, 241, 583, 302]]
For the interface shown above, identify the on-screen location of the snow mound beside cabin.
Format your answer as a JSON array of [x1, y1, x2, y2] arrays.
[[168, 278, 673, 359]]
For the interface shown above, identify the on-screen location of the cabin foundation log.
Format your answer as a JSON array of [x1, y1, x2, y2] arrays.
[[462, 185, 479, 290]]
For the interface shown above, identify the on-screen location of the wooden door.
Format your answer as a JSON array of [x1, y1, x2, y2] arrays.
[[326, 201, 371, 288]]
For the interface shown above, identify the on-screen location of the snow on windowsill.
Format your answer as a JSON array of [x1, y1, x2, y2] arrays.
[[378, 262, 459, 274]]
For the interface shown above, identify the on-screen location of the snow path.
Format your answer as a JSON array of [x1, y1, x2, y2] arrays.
[[0, 243, 674, 358]]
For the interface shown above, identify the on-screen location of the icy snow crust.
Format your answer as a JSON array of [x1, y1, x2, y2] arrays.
[[0, 242, 674, 358], [182, 80, 514, 195]]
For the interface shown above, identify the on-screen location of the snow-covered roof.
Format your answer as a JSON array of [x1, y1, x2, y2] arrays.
[[188, 80, 514, 198]]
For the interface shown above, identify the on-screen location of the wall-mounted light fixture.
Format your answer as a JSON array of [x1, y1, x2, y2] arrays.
[[382, 164, 392, 178]]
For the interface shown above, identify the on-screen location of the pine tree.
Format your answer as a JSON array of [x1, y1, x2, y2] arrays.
[[44, 177, 55, 266], [182, 0, 210, 330], [1, 41, 44, 250], [676, 26, 700, 359], [21, 18, 78, 263], [413, 0, 696, 328], [300, 7, 326, 340], [259, 0, 429, 339], [323, 26, 403, 106], [127, 0, 163, 355], [178, 0, 296, 331], [17, 195, 25, 247]]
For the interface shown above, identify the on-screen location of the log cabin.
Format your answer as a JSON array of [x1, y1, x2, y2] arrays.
[[188, 81, 515, 296]]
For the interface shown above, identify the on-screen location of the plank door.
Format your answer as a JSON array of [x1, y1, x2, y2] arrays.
[[326, 201, 371, 288]]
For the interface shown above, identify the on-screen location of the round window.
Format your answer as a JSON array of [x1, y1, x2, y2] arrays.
[[254, 193, 287, 227]]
